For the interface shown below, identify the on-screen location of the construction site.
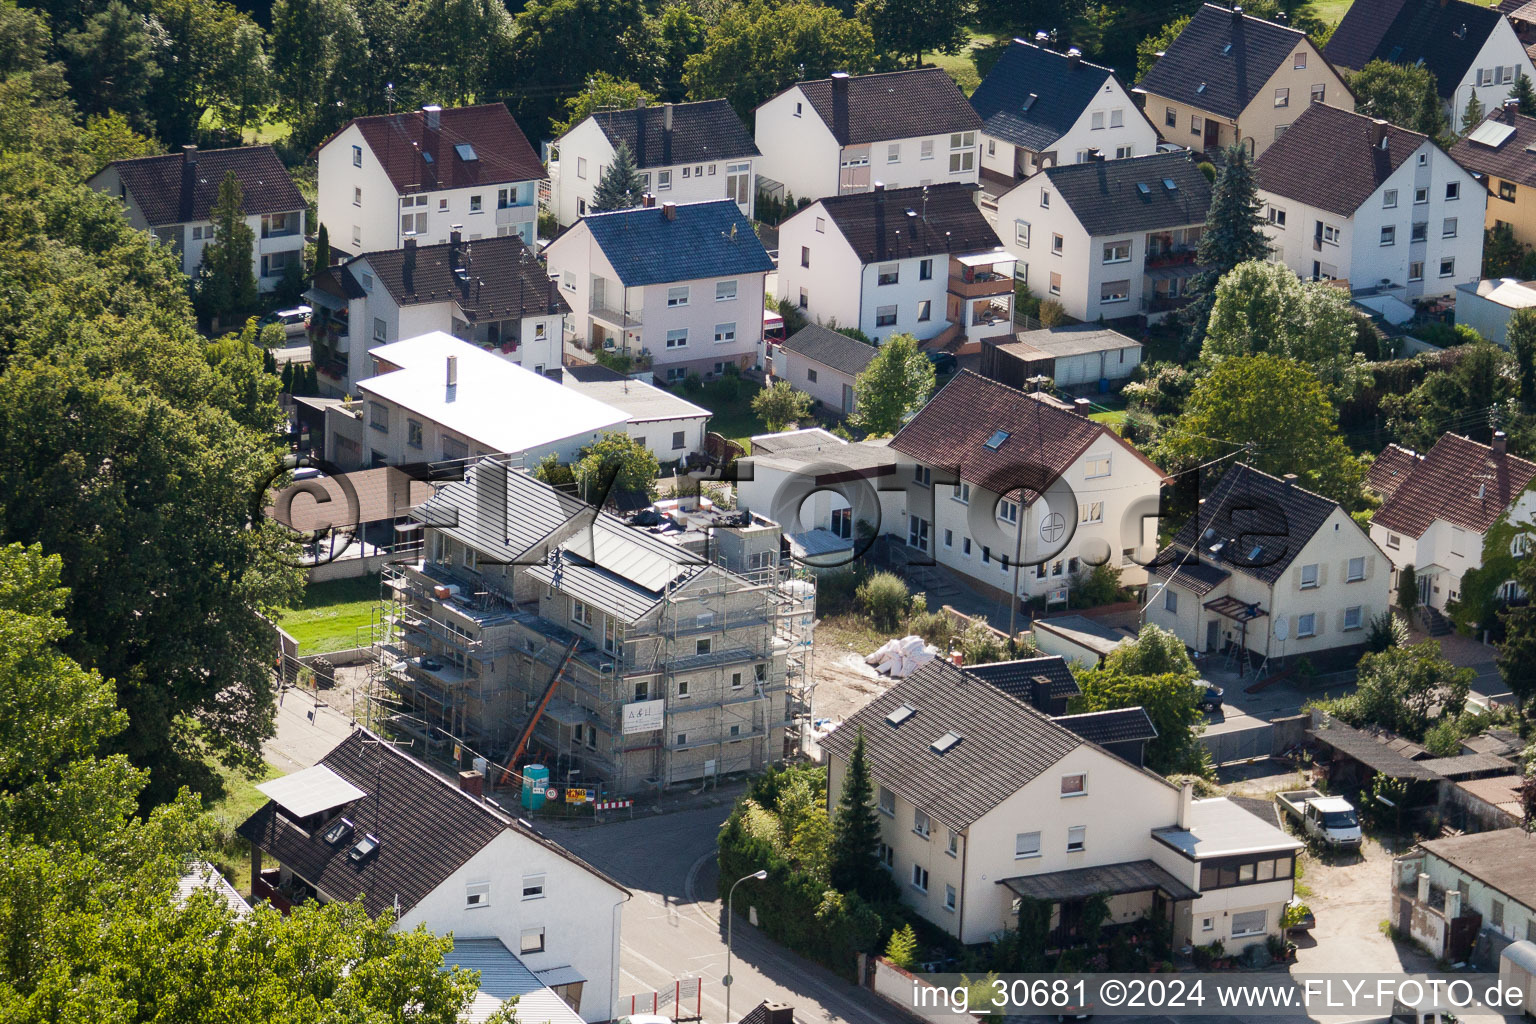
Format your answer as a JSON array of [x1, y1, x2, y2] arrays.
[[363, 461, 816, 801]]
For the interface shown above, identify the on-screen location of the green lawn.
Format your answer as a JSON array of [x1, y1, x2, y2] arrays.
[[1089, 409, 1129, 433], [206, 761, 283, 897], [690, 379, 774, 450], [1301, 0, 1354, 28], [928, 31, 1001, 96], [275, 575, 383, 654]]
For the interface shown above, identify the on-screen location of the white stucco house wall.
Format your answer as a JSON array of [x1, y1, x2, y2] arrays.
[[1254, 104, 1485, 298], [776, 182, 1014, 346], [971, 38, 1159, 187], [238, 730, 628, 1023], [754, 68, 984, 203], [551, 99, 758, 226], [306, 231, 569, 393], [542, 199, 774, 382], [996, 151, 1213, 323], [317, 104, 545, 259], [821, 659, 1300, 949], [89, 144, 306, 293], [1367, 431, 1536, 614]]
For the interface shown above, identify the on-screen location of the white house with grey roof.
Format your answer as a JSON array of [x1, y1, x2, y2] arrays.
[[754, 68, 984, 203], [777, 323, 877, 414], [970, 39, 1158, 191], [559, 362, 711, 463], [776, 182, 1013, 347], [997, 150, 1214, 323], [821, 658, 1299, 948], [239, 729, 627, 1022], [552, 99, 758, 226]]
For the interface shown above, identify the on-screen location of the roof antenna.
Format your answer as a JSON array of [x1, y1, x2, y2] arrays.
[[385, 82, 395, 115], [922, 185, 929, 222]]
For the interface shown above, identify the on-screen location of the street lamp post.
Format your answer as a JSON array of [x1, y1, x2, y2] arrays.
[[724, 869, 767, 1023]]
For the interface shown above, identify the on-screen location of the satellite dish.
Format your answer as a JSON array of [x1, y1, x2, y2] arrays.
[[1274, 616, 1289, 641]]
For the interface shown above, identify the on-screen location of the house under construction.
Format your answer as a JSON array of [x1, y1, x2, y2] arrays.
[[372, 459, 814, 795]]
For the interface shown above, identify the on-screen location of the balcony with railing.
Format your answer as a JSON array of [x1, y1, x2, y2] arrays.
[[589, 298, 643, 330], [948, 252, 1017, 299]]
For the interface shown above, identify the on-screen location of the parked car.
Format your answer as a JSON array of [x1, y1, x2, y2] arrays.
[[1277, 790, 1362, 848], [1284, 898, 1315, 933], [260, 305, 312, 338], [925, 350, 958, 374], [1193, 678, 1224, 710]]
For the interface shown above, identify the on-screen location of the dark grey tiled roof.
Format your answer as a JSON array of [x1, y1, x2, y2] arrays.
[[971, 41, 1126, 152], [236, 728, 624, 918], [359, 234, 569, 319], [1253, 103, 1424, 218], [1449, 109, 1536, 188], [816, 182, 1001, 263], [819, 658, 1084, 831], [962, 655, 1081, 703], [590, 99, 759, 169], [1138, 4, 1315, 119], [781, 324, 877, 376], [581, 200, 773, 287], [1053, 707, 1159, 746], [96, 145, 303, 226], [1040, 151, 1214, 237], [789, 68, 983, 146], [1150, 555, 1232, 597], [1326, 0, 1504, 99]]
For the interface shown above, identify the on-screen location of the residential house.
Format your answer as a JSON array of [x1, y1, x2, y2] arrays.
[[970, 38, 1159, 194], [1448, 103, 1536, 249], [89, 144, 305, 292], [735, 432, 898, 565], [980, 325, 1144, 392], [553, 99, 758, 225], [558, 362, 712, 464], [1146, 463, 1390, 666], [1326, 0, 1536, 129], [754, 68, 984, 203], [1136, 3, 1353, 158], [238, 729, 627, 1022], [776, 183, 1014, 348], [777, 323, 877, 415], [820, 658, 1300, 947], [962, 655, 1155, 765], [308, 231, 569, 393], [1367, 431, 1536, 617], [1255, 103, 1485, 297], [886, 371, 1168, 605], [446, 939, 585, 1024], [317, 104, 544, 258], [995, 151, 1214, 323], [385, 463, 809, 791], [542, 199, 774, 382], [323, 332, 629, 471], [1392, 829, 1536, 965]]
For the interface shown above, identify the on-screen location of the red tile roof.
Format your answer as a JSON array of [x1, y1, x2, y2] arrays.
[[1366, 443, 1423, 500], [1372, 433, 1536, 537], [338, 104, 545, 196]]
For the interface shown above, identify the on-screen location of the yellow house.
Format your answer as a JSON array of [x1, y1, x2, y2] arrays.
[[1448, 104, 1536, 248], [1135, 3, 1353, 159]]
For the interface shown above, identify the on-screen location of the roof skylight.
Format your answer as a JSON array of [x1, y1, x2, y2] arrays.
[[930, 731, 963, 755], [1022, 92, 1038, 111], [886, 704, 917, 727], [1137, 182, 1152, 196], [984, 429, 1011, 450], [455, 143, 478, 162]]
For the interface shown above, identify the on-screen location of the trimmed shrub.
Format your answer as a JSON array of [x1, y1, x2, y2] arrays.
[[856, 571, 910, 631]]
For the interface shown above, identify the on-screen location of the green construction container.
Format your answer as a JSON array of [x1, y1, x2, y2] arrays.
[[521, 763, 550, 811]]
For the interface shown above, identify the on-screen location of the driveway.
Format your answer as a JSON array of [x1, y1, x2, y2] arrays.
[[1291, 836, 1434, 976]]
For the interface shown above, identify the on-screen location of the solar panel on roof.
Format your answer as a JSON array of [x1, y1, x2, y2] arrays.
[[455, 143, 478, 161], [1468, 121, 1517, 148]]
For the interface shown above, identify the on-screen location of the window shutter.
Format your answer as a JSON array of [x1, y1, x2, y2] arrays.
[[1317, 562, 1328, 587], [1366, 553, 1375, 580], [1314, 614, 1325, 637]]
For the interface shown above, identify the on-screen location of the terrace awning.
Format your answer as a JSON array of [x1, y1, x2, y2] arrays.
[[997, 859, 1199, 903]]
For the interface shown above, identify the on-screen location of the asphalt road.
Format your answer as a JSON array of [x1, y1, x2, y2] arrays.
[[546, 805, 898, 1024]]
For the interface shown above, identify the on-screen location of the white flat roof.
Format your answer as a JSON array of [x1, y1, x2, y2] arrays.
[[563, 375, 710, 424], [257, 764, 367, 818], [1153, 797, 1304, 860], [362, 333, 629, 454], [957, 248, 1016, 267]]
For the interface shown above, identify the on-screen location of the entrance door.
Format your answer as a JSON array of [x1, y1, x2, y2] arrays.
[[842, 383, 855, 413], [1418, 572, 1433, 608], [907, 515, 930, 552], [1203, 118, 1220, 151], [1206, 618, 1220, 653]]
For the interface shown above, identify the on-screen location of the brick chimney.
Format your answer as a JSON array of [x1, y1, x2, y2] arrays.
[[1073, 397, 1092, 416], [1231, 4, 1244, 23], [761, 1003, 794, 1024], [1371, 119, 1389, 150], [1506, 98, 1522, 122], [642, 193, 656, 208], [458, 770, 483, 798], [403, 236, 416, 268], [180, 145, 199, 222], [1067, 46, 1082, 68], [831, 71, 850, 142], [449, 226, 463, 270], [1494, 430, 1509, 456], [662, 201, 677, 220], [422, 104, 441, 131]]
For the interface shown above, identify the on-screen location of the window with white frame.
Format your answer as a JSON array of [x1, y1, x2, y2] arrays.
[[520, 927, 545, 954], [667, 286, 689, 307], [878, 786, 895, 815], [1091, 110, 1105, 130], [1164, 587, 1178, 613], [1052, 233, 1064, 255], [1049, 271, 1061, 295], [1041, 189, 1051, 208], [353, 186, 362, 206], [1380, 225, 1395, 246], [1414, 187, 1428, 204], [1067, 826, 1086, 852], [1297, 612, 1316, 637], [1300, 563, 1318, 588], [1344, 606, 1363, 631], [1311, 82, 1326, 102], [1383, 189, 1397, 209], [1267, 205, 1286, 227], [1446, 182, 1460, 201], [1103, 240, 1131, 263], [466, 881, 490, 908], [352, 144, 363, 166], [1440, 257, 1456, 278], [877, 263, 899, 285], [948, 132, 976, 173], [1294, 50, 1306, 69], [1321, 224, 1341, 245], [372, 318, 387, 343], [1061, 773, 1086, 796], [716, 279, 738, 301], [713, 322, 736, 343], [1231, 910, 1267, 937], [1444, 217, 1457, 237], [888, 143, 900, 163], [1347, 556, 1365, 581], [914, 807, 930, 837], [912, 864, 929, 891], [1079, 501, 1103, 524], [521, 874, 545, 900], [954, 482, 970, 504], [921, 139, 934, 160], [875, 305, 897, 327], [1016, 831, 1042, 858], [944, 884, 957, 911], [1016, 221, 1032, 251], [1274, 87, 1289, 107], [576, 157, 588, 179], [571, 598, 593, 626], [877, 841, 893, 867], [1115, 144, 1134, 158], [1110, 108, 1123, 127], [407, 419, 423, 449], [1101, 280, 1130, 303], [665, 329, 688, 348], [1409, 260, 1424, 282], [917, 299, 931, 321], [1084, 456, 1111, 477], [998, 499, 1019, 524]]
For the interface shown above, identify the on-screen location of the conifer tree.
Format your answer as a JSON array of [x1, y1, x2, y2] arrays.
[[1460, 91, 1486, 136], [195, 170, 258, 325], [1512, 71, 1536, 116], [1182, 143, 1269, 349], [829, 728, 883, 899], [591, 141, 645, 212]]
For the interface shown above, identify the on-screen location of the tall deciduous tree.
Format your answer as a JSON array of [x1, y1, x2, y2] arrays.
[[575, 430, 660, 504], [404, 0, 513, 106], [270, 0, 371, 149], [829, 729, 884, 900], [61, 0, 164, 136], [196, 170, 259, 325], [684, 0, 878, 118], [1382, 340, 1516, 449], [858, 0, 973, 67], [1160, 354, 1365, 506], [852, 332, 936, 437], [552, 73, 656, 137], [1136, 14, 1189, 80], [1509, 307, 1536, 414], [495, 0, 648, 132], [206, 17, 272, 138], [592, 141, 646, 211], [1069, 669, 1206, 774], [1499, 555, 1536, 721], [1182, 142, 1268, 349], [1350, 59, 1449, 140], [1202, 259, 1370, 402]]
